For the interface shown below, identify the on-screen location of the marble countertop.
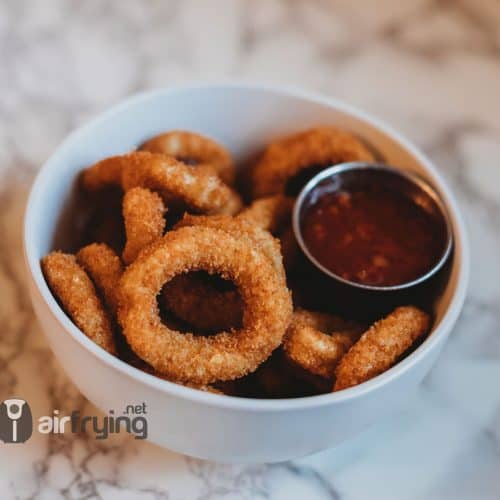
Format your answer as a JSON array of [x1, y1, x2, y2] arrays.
[[1, 0, 500, 498]]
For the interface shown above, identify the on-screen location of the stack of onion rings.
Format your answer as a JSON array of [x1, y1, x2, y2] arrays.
[[139, 130, 235, 186], [42, 125, 434, 397], [82, 151, 242, 215], [118, 225, 292, 384]]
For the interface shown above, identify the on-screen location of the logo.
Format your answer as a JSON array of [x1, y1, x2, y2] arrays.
[[0, 398, 33, 444], [0, 399, 147, 444]]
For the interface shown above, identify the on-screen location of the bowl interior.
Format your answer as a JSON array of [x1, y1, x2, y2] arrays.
[[25, 84, 466, 397]]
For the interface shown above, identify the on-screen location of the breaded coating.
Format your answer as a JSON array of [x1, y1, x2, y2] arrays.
[[80, 159, 122, 191], [283, 309, 364, 379], [41, 252, 116, 354], [164, 214, 286, 332], [251, 127, 374, 198], [139, 130, 235, 186], [41, 125, 437, 399], [122, 187, 166, 265], [237, 195, 300, 272], [130, 360, 226, 394], [174, 214, 286, 282], [81, 151, 242, 215], [334, 306, 430, 391], [238, 195, 294, 233], [162, 273, 243, 332], [118, 226, 293, 384], [76, 243, 124, 315]]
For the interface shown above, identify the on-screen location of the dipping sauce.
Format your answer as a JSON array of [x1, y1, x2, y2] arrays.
[[301, 186, 447, 287]]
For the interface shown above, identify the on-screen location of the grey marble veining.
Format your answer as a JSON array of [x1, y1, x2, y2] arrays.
[[1, 0, 500, 498]]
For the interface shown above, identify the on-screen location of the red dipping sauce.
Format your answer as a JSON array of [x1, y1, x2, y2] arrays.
[[301, 186, 446, 287]]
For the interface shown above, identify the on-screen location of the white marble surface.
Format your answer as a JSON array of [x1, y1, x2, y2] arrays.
[[1, 0, 500, 498]]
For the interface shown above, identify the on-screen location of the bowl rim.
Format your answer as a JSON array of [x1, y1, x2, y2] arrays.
[[23, 81, 470, 411]]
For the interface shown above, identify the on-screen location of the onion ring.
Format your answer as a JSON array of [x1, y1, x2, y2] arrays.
[[130, 360, 227, 395], [237, 195, 294, 233], [139, 130, 235, 185], [118, 225, 292, 384], [334, 306, 430, 391], [174, 214, 286, 280], [122, 187, 167, 265], [76, 243, 124, 315], [251, 127, 374, 198], [41, 251, 116, 354], [238, 196, 300, 272], [283, 309, 364, 379], [162, 213, 286, 332], [81, 151, 242, 215]]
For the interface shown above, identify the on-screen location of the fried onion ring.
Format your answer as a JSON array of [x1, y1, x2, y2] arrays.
[[237, 195, 294, 233], [42, 251, 116, 354], [122, 187, 167, 265], [118, 225, 292, 384], [81, 151, 242, 215], [237, 195, 301, 272], [174, 214, 286, 281], [251, 127, 375, 198], [76, 243, 124, 315], [334, 306, 430, 391], [139, 130, 235, 185], [162, 214, 286, 332], [283, 309, 364, 379]]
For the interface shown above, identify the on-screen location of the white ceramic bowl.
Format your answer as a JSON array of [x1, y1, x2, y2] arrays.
[[24, 83, 469, 463]]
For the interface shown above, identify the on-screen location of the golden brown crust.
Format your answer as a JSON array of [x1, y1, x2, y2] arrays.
[[76, 243, 124, 315], [139, 130, 235, 186], [81, 151, 242, 215], [118, 226, 293, 384], [80, 160, 122, 191], [121, 187, 166, 265], [173, 214, 286, 282], [43, 126, 434, 398], [41, 251, 116, 354], [283, 309, 364, 379], [334, 306, 430, 391], [132, 361, 226, 394], [237, 195, 294, 234], [163, 214, 286, 333], [251, 127, 374, 198], [237, 195, 300, 272]]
